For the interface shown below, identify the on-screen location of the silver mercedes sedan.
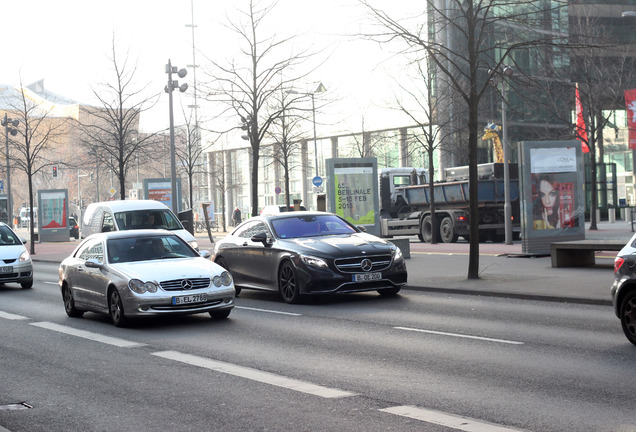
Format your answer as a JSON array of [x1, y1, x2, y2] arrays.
[[59, 230, 235, 327]]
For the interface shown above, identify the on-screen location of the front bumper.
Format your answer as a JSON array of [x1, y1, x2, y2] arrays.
[[0, 261, 33, 285], [121, 285, 236, 317], [296, 258, 408, 295]]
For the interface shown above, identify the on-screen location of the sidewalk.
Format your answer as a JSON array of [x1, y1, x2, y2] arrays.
[[18, 221, 635, 306]]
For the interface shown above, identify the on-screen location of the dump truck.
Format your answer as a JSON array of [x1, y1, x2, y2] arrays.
[[379, 163, 520, 242]]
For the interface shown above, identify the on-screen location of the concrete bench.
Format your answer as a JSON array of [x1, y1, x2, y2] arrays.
[[550, 240, 625, 267]]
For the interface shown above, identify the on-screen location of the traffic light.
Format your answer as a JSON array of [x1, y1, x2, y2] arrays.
[[52, 166, 58, 177]]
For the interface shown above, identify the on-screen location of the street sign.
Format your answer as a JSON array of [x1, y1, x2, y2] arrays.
[[313, 186, 324, 194], [312, 176, 323, 187], [275, 186, 282, 195], [0, 180, 3, 192]]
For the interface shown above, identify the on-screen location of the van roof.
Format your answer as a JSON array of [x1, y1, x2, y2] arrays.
[[86, 200, 171, 212]]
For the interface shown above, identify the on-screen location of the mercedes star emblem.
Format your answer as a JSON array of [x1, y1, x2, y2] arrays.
[[361, 259, 373, 272], [181, 279, 193, 290]]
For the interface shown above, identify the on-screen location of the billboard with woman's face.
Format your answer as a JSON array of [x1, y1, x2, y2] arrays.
[[519, 142, 585, 254]]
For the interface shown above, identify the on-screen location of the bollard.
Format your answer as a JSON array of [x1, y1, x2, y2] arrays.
[[596, 209, 601, 222], [609, 208, 616, 223]]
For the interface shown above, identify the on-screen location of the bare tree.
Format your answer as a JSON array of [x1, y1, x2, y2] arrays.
[[394, 58, 456, 244], [174, 106, 206, 210], [265, 89, 308, 208], [566, 11, 635, 230], [362, 0, 569, 279], [5, 81, 69, 254], [77, 38, 159, 201], [203, 0, 316, 216]]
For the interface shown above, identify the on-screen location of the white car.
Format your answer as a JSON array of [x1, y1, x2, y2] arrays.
[[0, 222, 33, 289], [59, 230, 234, 327]]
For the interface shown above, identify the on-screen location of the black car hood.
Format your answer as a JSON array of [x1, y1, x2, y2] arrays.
[[281, 232, 393, 256]]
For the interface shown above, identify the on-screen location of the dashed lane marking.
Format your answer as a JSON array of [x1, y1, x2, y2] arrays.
[[235, 306, 302, 316], [395, 326, 524, 345], [380, 405, 531, 432], [0, 311, 29, 320], [152, 350, 357, 399], [30, 322, 146, 348]]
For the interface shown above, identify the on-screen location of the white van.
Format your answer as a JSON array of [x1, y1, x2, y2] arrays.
[[81, 200, 198, 249]]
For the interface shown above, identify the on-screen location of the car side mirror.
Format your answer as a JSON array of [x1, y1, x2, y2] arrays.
[[357, 225, 367, 232], [85, 259, 104, 269], [199, 250, 211, 259], [251, 232, 269, 244]]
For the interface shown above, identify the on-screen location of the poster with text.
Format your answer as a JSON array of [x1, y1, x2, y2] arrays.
[[333, 166, 375, 225], [530, 147, 579, 230]]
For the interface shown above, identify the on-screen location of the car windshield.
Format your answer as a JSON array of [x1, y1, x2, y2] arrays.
[[107, 235, 197, 263], [271, 214, 357, 239], [0, 226, 20, 245], [114, 210, 183, 231]]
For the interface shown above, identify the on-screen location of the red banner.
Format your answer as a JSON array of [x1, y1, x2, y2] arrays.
[[625, 89, 636, 150], [575, 84, 589, 153]]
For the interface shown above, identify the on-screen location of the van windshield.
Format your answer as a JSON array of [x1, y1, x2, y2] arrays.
[[114, 210, 183, 231]]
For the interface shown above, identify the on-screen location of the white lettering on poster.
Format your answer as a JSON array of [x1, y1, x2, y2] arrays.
[[530, 147, 577, 173]]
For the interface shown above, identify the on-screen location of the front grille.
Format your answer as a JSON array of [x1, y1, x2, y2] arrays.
[[160, 278, 211, 291], [334, 254, 392, 273], [2, 259, 16, 264], [0, 273, 18, 279]]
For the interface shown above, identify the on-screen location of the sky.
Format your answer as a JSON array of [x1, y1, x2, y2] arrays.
[[1, 0, 424, 138]]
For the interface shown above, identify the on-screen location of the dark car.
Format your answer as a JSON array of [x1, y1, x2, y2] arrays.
[[611, 235, 636, 345], [212, 211, 407, 303], [69, 217, 79, 239]]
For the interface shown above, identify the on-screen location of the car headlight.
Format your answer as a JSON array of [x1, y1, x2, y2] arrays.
[[189, 240, 199, 250], [19, 250, 30, 262], [129, 279, 158, 294], [301, 255, 328, 269], [392, 246, 403, 262], [213, 271, 233, 287]]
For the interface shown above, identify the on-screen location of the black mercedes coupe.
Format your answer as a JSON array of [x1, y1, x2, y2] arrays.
[[212, 211, 407, 303]]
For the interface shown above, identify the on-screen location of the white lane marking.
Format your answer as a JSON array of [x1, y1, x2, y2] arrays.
[[43, 281, 58, 285], [30, 322, 146, 348], [153, 350, 356, 399], [0, 311, 29, 320], [395, 326, 524, 345], [380, 405, 531, 432], [235, 306, 301, 316]]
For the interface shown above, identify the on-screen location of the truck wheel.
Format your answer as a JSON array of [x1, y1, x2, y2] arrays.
[[420, 216, 433, 243], [439, 217, 458, 243]]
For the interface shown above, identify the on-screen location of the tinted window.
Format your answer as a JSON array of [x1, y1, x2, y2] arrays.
[[0, 226, 20, 245], [235, 221, 269, 239], [271, 215, 356, 239], [115, 210, 182, 231], [107, 235, 196, 263]]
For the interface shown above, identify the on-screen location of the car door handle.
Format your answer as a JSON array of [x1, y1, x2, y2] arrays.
[[242, 242, 249, 247], [77, 267, 84, 272]]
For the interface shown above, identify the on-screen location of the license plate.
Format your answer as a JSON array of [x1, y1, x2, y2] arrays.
[[1, 266, 13, 273], [353, 272, 381, 282], [172, 293, 207, 305]]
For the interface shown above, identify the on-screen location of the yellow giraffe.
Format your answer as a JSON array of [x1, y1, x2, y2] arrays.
[[482, 123, 503, 163]]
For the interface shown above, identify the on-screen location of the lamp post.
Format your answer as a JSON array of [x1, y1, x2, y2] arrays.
[[165, 59, 188, 215], [488, 64, 514, 245], [2, 113, 19, 228], [289, 82, 326, 177]]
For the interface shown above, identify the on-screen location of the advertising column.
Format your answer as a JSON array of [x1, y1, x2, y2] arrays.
[[37, 189, 70, 242], [519, 141, 585, 254]]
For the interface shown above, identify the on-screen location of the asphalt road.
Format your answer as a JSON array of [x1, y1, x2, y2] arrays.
[[1, 262, 635, 432]]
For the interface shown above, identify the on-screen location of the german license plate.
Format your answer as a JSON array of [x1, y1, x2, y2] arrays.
[[172, 293, 207, 305], [1, 266, 13, 273], [353, 272, 381, 282]]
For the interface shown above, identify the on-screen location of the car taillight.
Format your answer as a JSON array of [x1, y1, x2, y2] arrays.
[[457, 215, 467, 222], [614, 257, 625, 274], [73, 224, 79, 229]]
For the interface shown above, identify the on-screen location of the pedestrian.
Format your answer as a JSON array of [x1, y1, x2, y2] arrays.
[[232, 207, 242, 226]]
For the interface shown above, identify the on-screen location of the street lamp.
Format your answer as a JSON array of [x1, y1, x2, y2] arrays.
[[488, 64, 514, 245], [165, 59, 188, 215], [1, 113, 19, 228], [289, 82, 326, 178]]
